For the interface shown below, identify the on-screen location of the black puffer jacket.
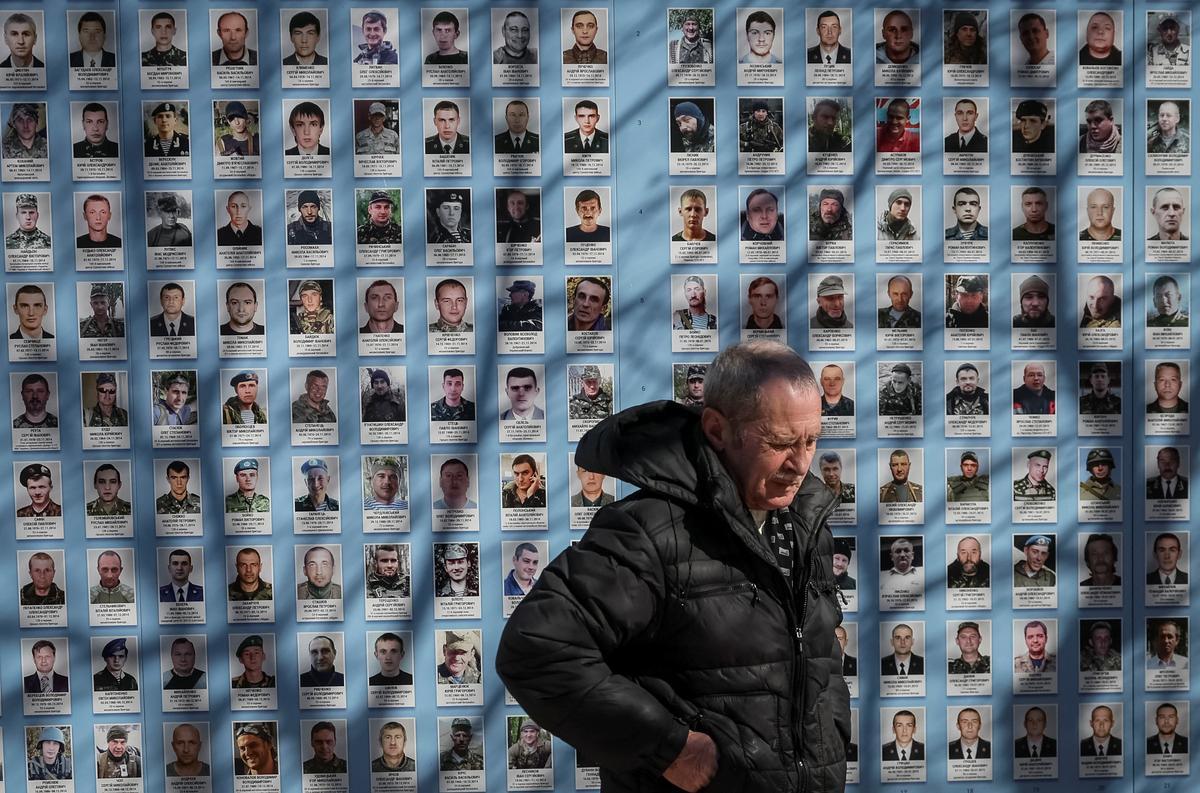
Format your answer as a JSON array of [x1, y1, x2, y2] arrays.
[[497, 401, 850, 792]]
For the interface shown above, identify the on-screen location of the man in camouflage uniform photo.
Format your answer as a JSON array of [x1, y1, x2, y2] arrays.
[[739, 99, 783, 152], [1013, 449, 1056, 501], [225, 458, 270, 513], [355, 103, 400, 155], [440, 717, 484, 771], [291, 280, 334, 334], [222, 371, 267, 425], [946, 451, 989, 502], [1013, 536, 1056, 587], [17, 462, 62, 517], [357, 190, 403, 244], [5, 193, 50, 249], [142, 12, 187, 66], [819, 450, 855, 504], [677, 364, 706, 406], [87, 463, 132, 516], [155, 460, 200, 514], [84, 373, 128, 427], [879, 362, 921, 415], [79, 283, 125, 338], [1079, 362, 1121, 414], [1080, 448, 1120, 501], [568, 365, 612, 420], [292, 370, 336, 424], [294, 458, 338, 512]]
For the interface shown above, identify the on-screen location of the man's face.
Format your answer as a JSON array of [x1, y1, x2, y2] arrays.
[[740, 283, 778, 324], [368, 199, 392, 226], [85, 199, 111, 233], [886, 104, 909, 135], [4, 21, 35, 59], [1024, 710, 1047, 738], [521, 726, 540, 746], [582, 376, 600, 397], [575, 106, 599, 136], [305, 375, 328, 404], [1023, 365, 1046, 390], [169, 554, 192, 584], [753, 108, 769, 123], [575, 198, 600, 228], [1086, 13, 1115, 53], [1021, 193, 1047, 225], [226, 286, 257, 326], [1021, 289, 1048, 319], [1017, 113, 1046, 143], [1156, 367, 1182, 402], [1089, 369, 1110, 393], [956, 539, 981, 571], [371, 375, 389, 395], [306, 468, 327, 499], [688, 377, 704, 398], [820, 366, 844, 398], [236, 552, 261, 585], [33, 646, 55, 673], [172, 641, 195, 673], [1158, 450, 1181, 479], [1086, 109, 1114, 142], [29, 557, 54, 591], [573, 280, 607, 325], [817, 293, 845, 318], [893, 715, 916, 743], [305, 550, 334, 587], [152, 18, 176, 48], [1158, 625, 1181, 655], [217, 14, 248, 53], [443, 554, 468, 581], [154, 110, 177, 137], [819, 197, 842, 224], [434, 109, 459, 141], [1087, 191, 1115, 229], [381, 728, 406, 759], [1024, 625, 1047, 654], [682, 19, 699, 39], [1155, 537, 1181, 571], [956, 369, 979, 394], [443, 645, 468, 674], [679, 198, 708, 232], [25, 475, 50, 507], [1090, 463, 1112, 480], [375, 637, 403, 674], [1024, 540, 1049, 571], [890, 455, 910, 482], [891, 626, 913, 655], [98, 553, 122, 588], [159, 289, 185, 318], [881, 281, 911, 315], [954, 103, 978, 134], [888, 196, 911, 221], [235, 380, 257, 406], [745, 192, 778, 234], [577, 467, 604, 494], [1157, 707, 1179, 735], [172, 727, 202, 765], [363, 19, 385, 47], [21, 379, 48, 413], [82, 110, 109, 145], [365, 284, 396, 322], [572, 13, 598, 46], [435, 200, 462, 230], [1161, 24, 1181, 46], [1018, 17, 1048, 55], [291, 114, 324, 150], [817, 15, 841, 47], [505, 103, 529, 135], [890, 541, 914, 572], [237, 734, 273, 772], [290, 24, 319, 57], [311, 729, 336, 762], [432, 21, 458, 50], [1085, 279, 1115, 318], [684, 280, 706, 309], [105, 648, 126, 673], [168, 468, 189, 497], [309, 638, 335, 671], [442, 374, 464, 403], [831, 553, 848, 576], [956, 288, 984, 313], [512, 461, 536, 490], [506, 376, 539, 412], [1086, 539, 1115, 577], [371, 467, 399, 502], [675, 113, 698, 136], [90, 294, 111, 319], [15, 204, 36, 231], [299, 200, 321, 224], [373, 549, 399, 578], [40, 740, 60, 764], [953, 192, 980, 225], [451, 728, 471, 752], [957, 712, 981, 742], [882, 13, 913, 54], [1027, 457, 1049, 483], [515, 549, 540, 582], [1090, 708, 1113, 738], [108, 737, 127, 758], [745, 20, 775, 56], [14, 291, 46, 332], [236, 468, 257, 493], [225, 195, 251, 228], [508, 287, 530, 307], [890, 371, 910, 391], [960, 458, 979, 479], [503, 15, 530, 52], [440, 463, 469, 501], [1088, 627, 1112, 657], [506, 192, 528, 222], [1153, 192, 1184, 236], [78, 20, 106, 52]]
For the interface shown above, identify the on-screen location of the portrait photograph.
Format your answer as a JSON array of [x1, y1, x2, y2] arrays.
[[279, 8, 329, 88], [67, 10, 118, 90], [139, 9, 189, 89]]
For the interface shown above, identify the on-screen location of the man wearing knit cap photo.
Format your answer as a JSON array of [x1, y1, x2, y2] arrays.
[[739, 98, 783, 152], [809, 187, 853, 240], [1012, 274, 1054, 328], [287, 191, 331, 246], [671, 100, 714, 153], [877, 188, 917, 240]]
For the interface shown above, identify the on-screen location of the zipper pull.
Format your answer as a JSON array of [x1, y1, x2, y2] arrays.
[[750, 583, 759, 606], [795, 627, 803, 640]]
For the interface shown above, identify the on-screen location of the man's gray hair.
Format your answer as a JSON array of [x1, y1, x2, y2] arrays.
[[704, 341, 818, 429]]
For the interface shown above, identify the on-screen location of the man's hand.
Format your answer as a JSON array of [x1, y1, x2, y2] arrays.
[[662, 730, 718, 792]]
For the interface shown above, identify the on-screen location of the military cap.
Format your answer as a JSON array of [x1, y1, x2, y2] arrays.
[[300, 458, 328, 475], [956, 621, 980, 633], [90, 283, 109, 297], [443, 543, 468, 560], [887, 188, 913, 208], [817, 275, 846, 297], [38, 726, 66, 747], [236, 635, 264, 657], [430, 190, 466, 207], [1086, 448, 1115, 469], [507, 279, 536, 297], [1158, 16, 1180, 30], [1090, 620, 1113, 634], [298, 279, 322, 294], [891, 363, 912, 376], [818, 188, 845, 205], [520, 719, 539, 732], [224, 100, 248, 119], [450, 717, 473, 733], [368, 102, 387, 116], [19, 463, 51, 485], [161, 372, 190, 389], [579, 365, 601, 380], [833, 537, 853, 560], [1014, 99, 1048, 119], [751, 99, 769, 112], [1090, 362, 1110, 376], [1027, 449, 1052, 461], [151, 102, 179, 116], [686, 365, 707, 381], [14, 192, 37, 208], [369, 368, 391, 384], [101, 638, 128, 657], [297, 190, 322, 209], [371, 456, 401, 474], [368, 190, 393, 206], [106, 726, 129, 742], [11, 103, 39, 121], [952, 11, 979, 31], [955, 275, 985, 293], [960, 450, 978, 463], [1023, 535, 1052, 548], [1019, 275, 1050, 298], [96, 372, 117, 387], [229, 371, 259, 388], [234, 458, 259, 473], [236, 723, 274, 743], [156, 194, 180, 212], [442, 630, 476, 652]]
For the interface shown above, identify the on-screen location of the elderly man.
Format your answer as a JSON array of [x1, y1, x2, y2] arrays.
[[498, 341, 849, 793], [947, 536, 990, 588], [1013, 535, 1055, 586], [1081, 275, 1121, 328], [1014, 451, 1056, 502], [877, 188, 917, 241], [809, 188, 852, 240], [811, 275, 852, 328], [1013, 363, 1055, 414]]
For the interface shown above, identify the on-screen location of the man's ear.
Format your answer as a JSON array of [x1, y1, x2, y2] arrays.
[[699, 406, 728, 451]]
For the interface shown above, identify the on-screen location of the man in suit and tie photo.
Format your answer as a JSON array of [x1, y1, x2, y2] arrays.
[[495, 100, 539, 154], [150, 282, 195, 337], [881, 623, 924, 676], [1147, 703, 1188, 755], [835, 625, 857, 677], [564, 100, 608, 153], [807, 10, 851, 64], [158, 548, 203, 602], [70, 12, 116, 67], [882, 710, 925, 761], [944, 98, 988, 152], [1147, 446, 1188, 499], [1148, 533, 1189, 586], [23, 639, 69, 693], [1080, 705, 1121, 756], [948, 708, 991, 759], [1014, 706, 1056, 758]]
